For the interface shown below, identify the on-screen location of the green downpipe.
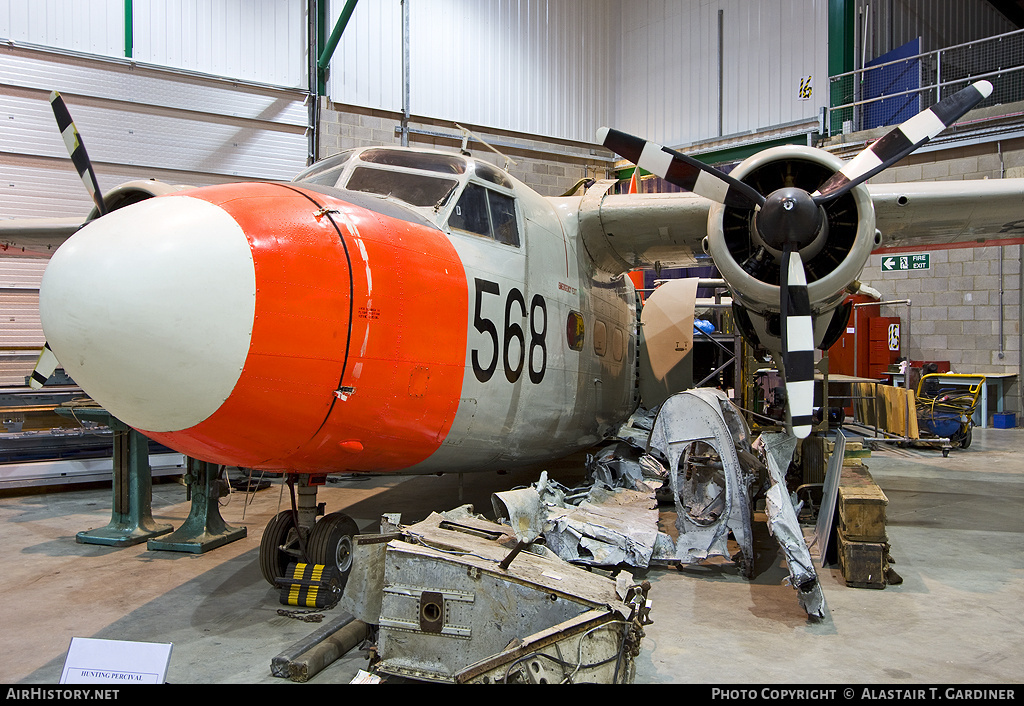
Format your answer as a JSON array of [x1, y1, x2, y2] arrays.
[[317, 0, 359, 93], [124, 0, 133, 58]]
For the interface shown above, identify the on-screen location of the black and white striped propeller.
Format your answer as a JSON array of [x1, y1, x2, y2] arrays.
[[599, 79, 992, 438], [29, 91, 108, 390], [49, 91, 108, 218]]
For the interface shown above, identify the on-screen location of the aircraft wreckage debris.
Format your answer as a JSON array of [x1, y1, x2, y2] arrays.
[[270, 392, 828, 683], [338, 508, 652, 684], [486, 389, 824, 618]]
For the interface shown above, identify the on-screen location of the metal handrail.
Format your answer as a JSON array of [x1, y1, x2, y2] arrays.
[[827, 27, 1024, 135]]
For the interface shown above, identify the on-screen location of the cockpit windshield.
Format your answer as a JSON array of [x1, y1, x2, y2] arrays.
[[346, 167, 459, 209], [293, 148, 496, 214], [360, 148, 467, 175], [291, 150, 356, 187]]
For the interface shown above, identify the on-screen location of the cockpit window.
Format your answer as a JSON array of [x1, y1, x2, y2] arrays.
[[345, 167, 459, 208], [473, 160, 513, 189], [449, 183, 490, 236], [488, 189, 518, 246], [292, 150, 356, 187], [449, 183, 520, 247], [360, 148, 467, 175]]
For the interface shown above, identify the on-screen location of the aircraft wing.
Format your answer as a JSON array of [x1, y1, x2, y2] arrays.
[[0, 217, 83, 258], [579, 186, 713, 272], [870, 179, 1024, 250]]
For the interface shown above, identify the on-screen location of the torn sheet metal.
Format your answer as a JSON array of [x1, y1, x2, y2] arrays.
[[587, 441, 666, 493], [757, 432, 826, 618], [490, 487, 545, 543], [342, 512, 650, 683], [493, 467, 662, 569], [646, 388, 757, 572], [499, 390, 821, 618]]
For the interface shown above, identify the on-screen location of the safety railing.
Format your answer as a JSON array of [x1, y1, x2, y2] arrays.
[[827, 28, 1024, 136]]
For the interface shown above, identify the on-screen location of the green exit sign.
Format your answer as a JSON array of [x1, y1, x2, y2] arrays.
[[882, 253, 930, 272]]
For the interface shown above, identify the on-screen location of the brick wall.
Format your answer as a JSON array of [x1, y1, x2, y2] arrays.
[[827, 121, 1024, 418]]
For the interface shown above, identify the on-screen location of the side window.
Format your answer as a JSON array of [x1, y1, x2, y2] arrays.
[[593, 320, 608, 357], [488, 190, 519, 247], [450, 184, 490, 236], [449, 183, 520, 247]]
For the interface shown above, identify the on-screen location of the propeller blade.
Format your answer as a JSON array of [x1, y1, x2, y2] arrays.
[[597, 127, 764, 209], [780, 246, 814, 439], [29, 342, 59, 390], [813, 80, 993, 203], [49, 91, 107, 217]]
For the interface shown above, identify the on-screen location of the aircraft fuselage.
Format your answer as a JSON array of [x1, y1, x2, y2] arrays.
[[39, 148, 640, 475]]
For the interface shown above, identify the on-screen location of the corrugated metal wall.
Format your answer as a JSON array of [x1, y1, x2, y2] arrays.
[[327, 0, 619, 144], [617, 0, 829, 147], [0, 0, 307, 87], [0, 0, 125, 58], [0, 46, 309, 221], [0, 260, 45, 387], [327, 0, 827, 148], [855, 0, 1016, 57]]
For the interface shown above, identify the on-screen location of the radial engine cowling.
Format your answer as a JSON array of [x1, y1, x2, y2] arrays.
[[705, 145, 877, 356], [86, 179, 190, 221]]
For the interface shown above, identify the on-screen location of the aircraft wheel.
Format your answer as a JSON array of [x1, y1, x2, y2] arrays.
[[307, 512, 360, 586], [259, 510, 302, 587]]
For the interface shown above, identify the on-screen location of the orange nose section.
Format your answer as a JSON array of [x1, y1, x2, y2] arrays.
[[141, 183, 469, 474]]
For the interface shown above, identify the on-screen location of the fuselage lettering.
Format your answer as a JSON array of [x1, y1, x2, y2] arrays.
[[472, 278, 547, 385]]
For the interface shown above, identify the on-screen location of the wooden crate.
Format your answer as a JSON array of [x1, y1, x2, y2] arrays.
[[837, 527, 888, 589], [838, 465, 888, 542]]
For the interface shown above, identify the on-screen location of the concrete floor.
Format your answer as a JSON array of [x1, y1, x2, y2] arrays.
[[2, 427, 1022, 685]]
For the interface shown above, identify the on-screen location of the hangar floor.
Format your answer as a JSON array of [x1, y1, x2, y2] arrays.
[[2, 427, 1022, 685]]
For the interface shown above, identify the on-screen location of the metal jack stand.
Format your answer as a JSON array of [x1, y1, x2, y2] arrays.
[[56, 408, 174, 547], [148, 457, 247, 553]]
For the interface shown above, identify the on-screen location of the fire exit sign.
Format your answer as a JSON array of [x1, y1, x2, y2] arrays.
[[882, 253, 930, 271]]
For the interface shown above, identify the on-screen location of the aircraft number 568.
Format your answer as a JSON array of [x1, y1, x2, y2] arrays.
[[472, 277, 547, 385]]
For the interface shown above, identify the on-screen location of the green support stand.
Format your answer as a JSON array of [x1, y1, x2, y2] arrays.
[[147, 457, 247, 554], [57, 408, 174, 547]]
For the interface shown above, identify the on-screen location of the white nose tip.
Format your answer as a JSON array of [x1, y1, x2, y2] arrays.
[[40, 195, 256, 433]]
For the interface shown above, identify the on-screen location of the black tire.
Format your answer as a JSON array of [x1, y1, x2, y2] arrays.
[[960, 426, 972, 449], [307, 512, 360, 587], [259, 510, 301, 586]]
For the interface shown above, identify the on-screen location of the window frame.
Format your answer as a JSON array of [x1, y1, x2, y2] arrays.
[[446, 179, 521, 249]]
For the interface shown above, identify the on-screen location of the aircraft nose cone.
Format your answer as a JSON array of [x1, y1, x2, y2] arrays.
[[39, 195, 256, 433]]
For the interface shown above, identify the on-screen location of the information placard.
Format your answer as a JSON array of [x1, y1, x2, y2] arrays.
[[60, 637, 172, 684]]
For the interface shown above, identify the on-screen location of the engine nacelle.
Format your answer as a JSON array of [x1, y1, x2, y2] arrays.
[[86, 180, 192, 221], [705, 145, 878, 357]]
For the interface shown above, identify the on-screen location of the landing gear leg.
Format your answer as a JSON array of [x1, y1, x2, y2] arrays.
[[259, 474, 326, 586]]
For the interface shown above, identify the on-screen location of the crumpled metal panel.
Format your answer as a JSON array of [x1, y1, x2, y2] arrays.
[[493, 469, 661, 569], [758, 432, 826, 618], [647, 388, 756, 569], [542, 484, 661, 567], [587, 441, 667, 492]]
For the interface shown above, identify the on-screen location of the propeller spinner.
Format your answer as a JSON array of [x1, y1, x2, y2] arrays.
[[600, 79, 992, 438]]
